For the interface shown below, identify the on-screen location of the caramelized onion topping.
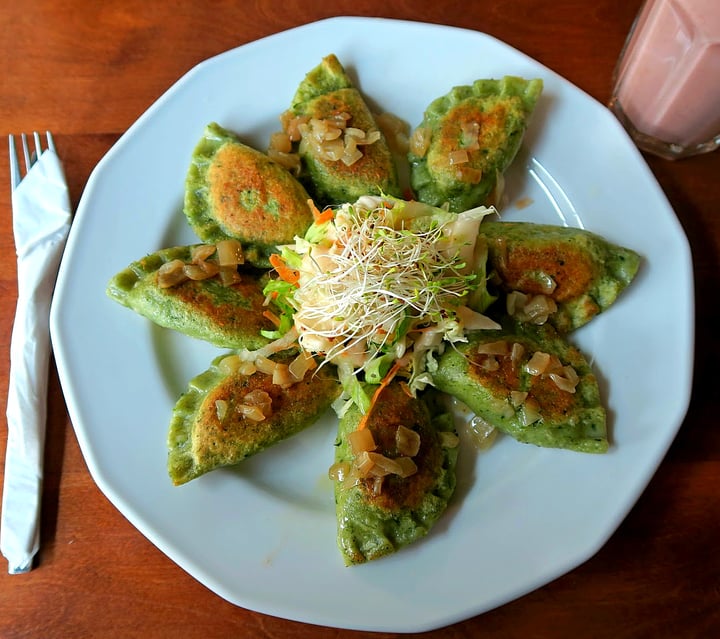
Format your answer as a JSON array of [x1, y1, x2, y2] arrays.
[[349, 428, 377, 455], [291, 112, 381, 167], [238, 389, 273, 422], [395, 425, 421, 457], [157, 259, 187, 288], [507, 290, 558, 325], [466, 415, 497, 450], [158, 241, 245, 289], [409, 126, 432, 157]]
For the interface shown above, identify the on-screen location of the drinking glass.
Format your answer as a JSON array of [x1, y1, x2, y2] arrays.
[[609, 0, 720, 160]]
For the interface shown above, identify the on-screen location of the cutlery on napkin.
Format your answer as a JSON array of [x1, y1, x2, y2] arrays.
[[1, 138, 72, 573]]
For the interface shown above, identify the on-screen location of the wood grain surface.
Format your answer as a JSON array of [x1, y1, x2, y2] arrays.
[[1, 1, 719, 637]]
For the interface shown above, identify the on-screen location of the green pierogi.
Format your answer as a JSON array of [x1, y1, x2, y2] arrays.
[[287, 54, 401, 205], [333, 383, 459, 565], [168, 353, 342, 485], [480, 221, 642, 332], [106, 245, 274, 350], [432, 319, 607, 453], [409, 76, 543, 212], [184, 122, 314, 267]]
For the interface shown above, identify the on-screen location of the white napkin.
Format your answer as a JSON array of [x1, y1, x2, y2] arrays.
[[1, 149, 72, 573]]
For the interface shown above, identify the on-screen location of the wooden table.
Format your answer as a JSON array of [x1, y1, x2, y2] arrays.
[[1, 1, 718, 637]]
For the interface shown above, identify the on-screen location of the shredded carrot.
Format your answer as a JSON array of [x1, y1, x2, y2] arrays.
[[356, 360, 403, 431], [308, 198, 334, 225], [269, 253, 300, 285]]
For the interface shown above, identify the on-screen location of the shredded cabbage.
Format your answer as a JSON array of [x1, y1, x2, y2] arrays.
[[264, 195, 500, 412]]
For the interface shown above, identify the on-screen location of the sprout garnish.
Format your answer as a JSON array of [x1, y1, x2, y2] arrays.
[[263, 195, 500, 413]]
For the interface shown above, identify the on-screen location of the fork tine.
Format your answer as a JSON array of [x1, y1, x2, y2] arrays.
[[33, 132, 42, 161], [46, 131, 56, 154], [8, 135, 21, 190], [20, 133, 32, 173]]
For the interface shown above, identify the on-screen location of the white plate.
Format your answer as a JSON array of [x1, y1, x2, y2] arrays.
[[50, 17, 694, 633]]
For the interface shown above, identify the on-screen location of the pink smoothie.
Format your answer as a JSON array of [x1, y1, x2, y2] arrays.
[[614, 0, 720, 147]]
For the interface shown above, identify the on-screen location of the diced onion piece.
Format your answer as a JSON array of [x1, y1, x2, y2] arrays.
[[466, 416, 497, 450], [370, 476, 384, 496], [395, 425, 421, 457], [521, 397, 542, 426], [280, 111, 309, 141], [564, 365, 580, 384], [198, 260, 220, 277], [157, 259, 188, 288], [537, 272, 557, 294], [272, 362, 295, 388], [218, 265, 242, 286], [320, 137, 344, 161], [508, 291, 557, 325], [456, 165, 482, 184], [460, 121, 480, 150], [394, 456, 418, 478], [481, 356, 499, 371], [525, 351, 551, 376], [183, 263, 213, 281], [448, 149, 470, 165], [328, 111, 352, 126], [345, 127, 365, 139], [237, 404, 267, 422], [216, 239, 244, 267], [510, 390, 529, 407], [409, 126, 432, 157], [511, 342, 526, 367], [360, 130, 381, 145], [319, 122, 343, 141], [440, 431, 460, 449], [328, 461, 351, 482], [218, 354, 241, 375], [367, 452, 403, 477], [348, 428, 377, 455], [308, 117, 341, 142], [269, 131, 292, 153], [549, 365, 580, 393], [474, 340, 510, 356], [341, 146, 363, 166], [545, 355, 564, 374], [524, 294, 558, 325], [215, 399, 228, 421], [191, 244, 217, 262], [238, 360, 257, 376], [506, 290, 528, 316], [354, 451, 375, 478], [240, 389, 272, 421]]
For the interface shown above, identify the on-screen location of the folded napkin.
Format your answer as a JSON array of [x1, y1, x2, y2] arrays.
[[1, 148, 72, 573]]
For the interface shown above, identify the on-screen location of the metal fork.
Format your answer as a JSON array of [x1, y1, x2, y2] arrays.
[[2, 130, 71, 574], [8, 131, 56, 187]]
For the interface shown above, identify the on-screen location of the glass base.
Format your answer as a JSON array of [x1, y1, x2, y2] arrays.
[[609, 97, 720, 161]]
